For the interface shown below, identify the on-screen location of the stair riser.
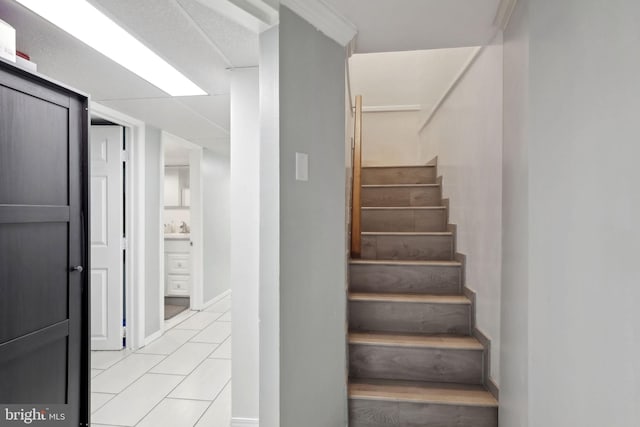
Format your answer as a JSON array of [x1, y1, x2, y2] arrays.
[[349, 264, 461, 295], [362, 167, 437, 185], [349, 301, 470, 335], [349, 399, 498, 427], [349, 344, 483, 384], [362, 186, 441, 207], [362, 209, 447, 232], [361, 234, 454, 261]]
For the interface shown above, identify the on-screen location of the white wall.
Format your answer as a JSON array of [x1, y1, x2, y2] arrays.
[[526, 1, 640, 425], [349, 48, 476, 106], [144, 125, 162, 338], [361, 111, 421, 166], [279, 7, 348, 427], [500, 0, 529, 424], [258, 25, 280, 427], [418, 38, 503, 386], [230, 68, 260, 424], [349, 48, 475, 166], [202, 148, 231, 302], [189, 148, 204, 308]]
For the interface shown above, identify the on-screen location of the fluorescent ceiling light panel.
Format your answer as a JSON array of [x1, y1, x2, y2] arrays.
[[16, 0, 207, 96]]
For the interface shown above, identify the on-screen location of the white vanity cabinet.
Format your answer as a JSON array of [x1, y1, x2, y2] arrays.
[[165, 238, 191, 296]]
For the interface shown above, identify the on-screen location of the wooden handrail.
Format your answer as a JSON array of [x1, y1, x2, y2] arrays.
[[351, 95, 363, 258]]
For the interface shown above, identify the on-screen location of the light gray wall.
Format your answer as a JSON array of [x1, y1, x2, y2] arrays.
[[528, 0, 640, 425], [500, 0, 529, 425], [144, 125, 162, 338], [279, 7, 347, 427], [502, 0, 640, 425], [259, 25, 280, 427], [202, 148, 230, 302]]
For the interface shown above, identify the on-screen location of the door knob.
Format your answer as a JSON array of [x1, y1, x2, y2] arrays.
[[70, 266, 84, 273]]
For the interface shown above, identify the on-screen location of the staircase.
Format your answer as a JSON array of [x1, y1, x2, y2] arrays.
[[348, 165, 498, 427]]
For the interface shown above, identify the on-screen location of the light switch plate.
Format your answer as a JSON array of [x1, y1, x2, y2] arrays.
[[295, 152, 309, 181]]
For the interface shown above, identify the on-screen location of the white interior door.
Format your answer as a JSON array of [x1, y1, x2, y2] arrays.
[[90, 125, 124, 350]]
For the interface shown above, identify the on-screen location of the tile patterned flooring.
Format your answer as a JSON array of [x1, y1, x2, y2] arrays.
[[91, 296, 232, 427]]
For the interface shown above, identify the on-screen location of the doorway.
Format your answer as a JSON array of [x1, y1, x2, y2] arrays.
[[89, 102, 146, 352], [89, 123, 125, 350], [160, 132, 204, 326]]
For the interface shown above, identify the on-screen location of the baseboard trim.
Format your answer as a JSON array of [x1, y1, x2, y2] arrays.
[[143, 329, 163, 346], [231, 417, 259, 426], [471, 324, 490, 385], [200, 289, 232, 311], [486, 376, 500, 401], [459, 259, 499, 401], [462, 283, 475, 331], [469, 317, 500, 400]]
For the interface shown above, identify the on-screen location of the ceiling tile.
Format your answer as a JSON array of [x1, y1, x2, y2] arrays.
[[323, 0, 502, 52], [1, 0, 167, 99], [176, 0, 259, 67], [100, 97, 229, 141], [89, 0, 232, 95], [177, 94, 230, 132]]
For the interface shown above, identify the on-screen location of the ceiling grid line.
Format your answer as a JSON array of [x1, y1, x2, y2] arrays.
[[175, 98, 231, 135], [172, 0, 234, 68]]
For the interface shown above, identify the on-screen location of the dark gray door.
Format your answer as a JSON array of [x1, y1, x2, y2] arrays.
[[0, 62, 89, 426]]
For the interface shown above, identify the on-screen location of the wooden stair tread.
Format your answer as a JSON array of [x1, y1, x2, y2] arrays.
[[362, 206, 446, 210], [361, 231, 452, 236], [362, 183, 440, 188], [349, 332, 483, 350], [349, 293, 470, 305], [349, 379, 498, 407], [349, 259, 461, 267], [363, 165, 436, 169]]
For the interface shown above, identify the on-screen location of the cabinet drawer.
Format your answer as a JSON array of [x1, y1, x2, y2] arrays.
[[167, 254, 190, 274], [167, 275, 190, 296]]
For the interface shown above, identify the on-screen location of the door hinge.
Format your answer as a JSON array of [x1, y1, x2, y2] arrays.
[[121, 149, 129, 162], [121, 237, 128, 250], [122, 325, 127, 338]]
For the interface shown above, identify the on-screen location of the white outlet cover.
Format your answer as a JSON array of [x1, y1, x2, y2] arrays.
[[295, 152, 309, 181]]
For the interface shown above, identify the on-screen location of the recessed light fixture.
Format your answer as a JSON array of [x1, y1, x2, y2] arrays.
[[16, 0, 207, 96]]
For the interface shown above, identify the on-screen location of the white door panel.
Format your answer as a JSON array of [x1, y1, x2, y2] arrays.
[[90, 125, 124, 350]]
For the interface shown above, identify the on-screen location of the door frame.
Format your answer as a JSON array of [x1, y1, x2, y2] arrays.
[[159, 132, 204, 335], [90, 102, 146, 351]]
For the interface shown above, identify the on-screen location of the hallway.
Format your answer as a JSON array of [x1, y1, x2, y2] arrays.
[[90, 295, 232, 427]]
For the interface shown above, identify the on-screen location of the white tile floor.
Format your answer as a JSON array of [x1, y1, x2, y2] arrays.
[[90, 295, 232, 427]]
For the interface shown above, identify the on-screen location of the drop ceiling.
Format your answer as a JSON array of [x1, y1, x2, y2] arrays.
[[0, 0, 504, 148], [323, 0, 502, 53], [0, 0, 260, 149]]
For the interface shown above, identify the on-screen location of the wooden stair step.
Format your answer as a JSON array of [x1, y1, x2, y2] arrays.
[[349, 259, 461, 267], [363, 184, 441, 188], [349, 332, 484, 384], [349, 259, 462, 295], [349, 293, 470, 304], [349, 293, 471, 335], [362, 165, 437, 185], [362, 184, 441, 207], [349, 332, 482, 350], [362, 206, 447, 232], [349, 379, 498, 427], [349, 379, 498, 407], [361, 232, 454, 261]]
